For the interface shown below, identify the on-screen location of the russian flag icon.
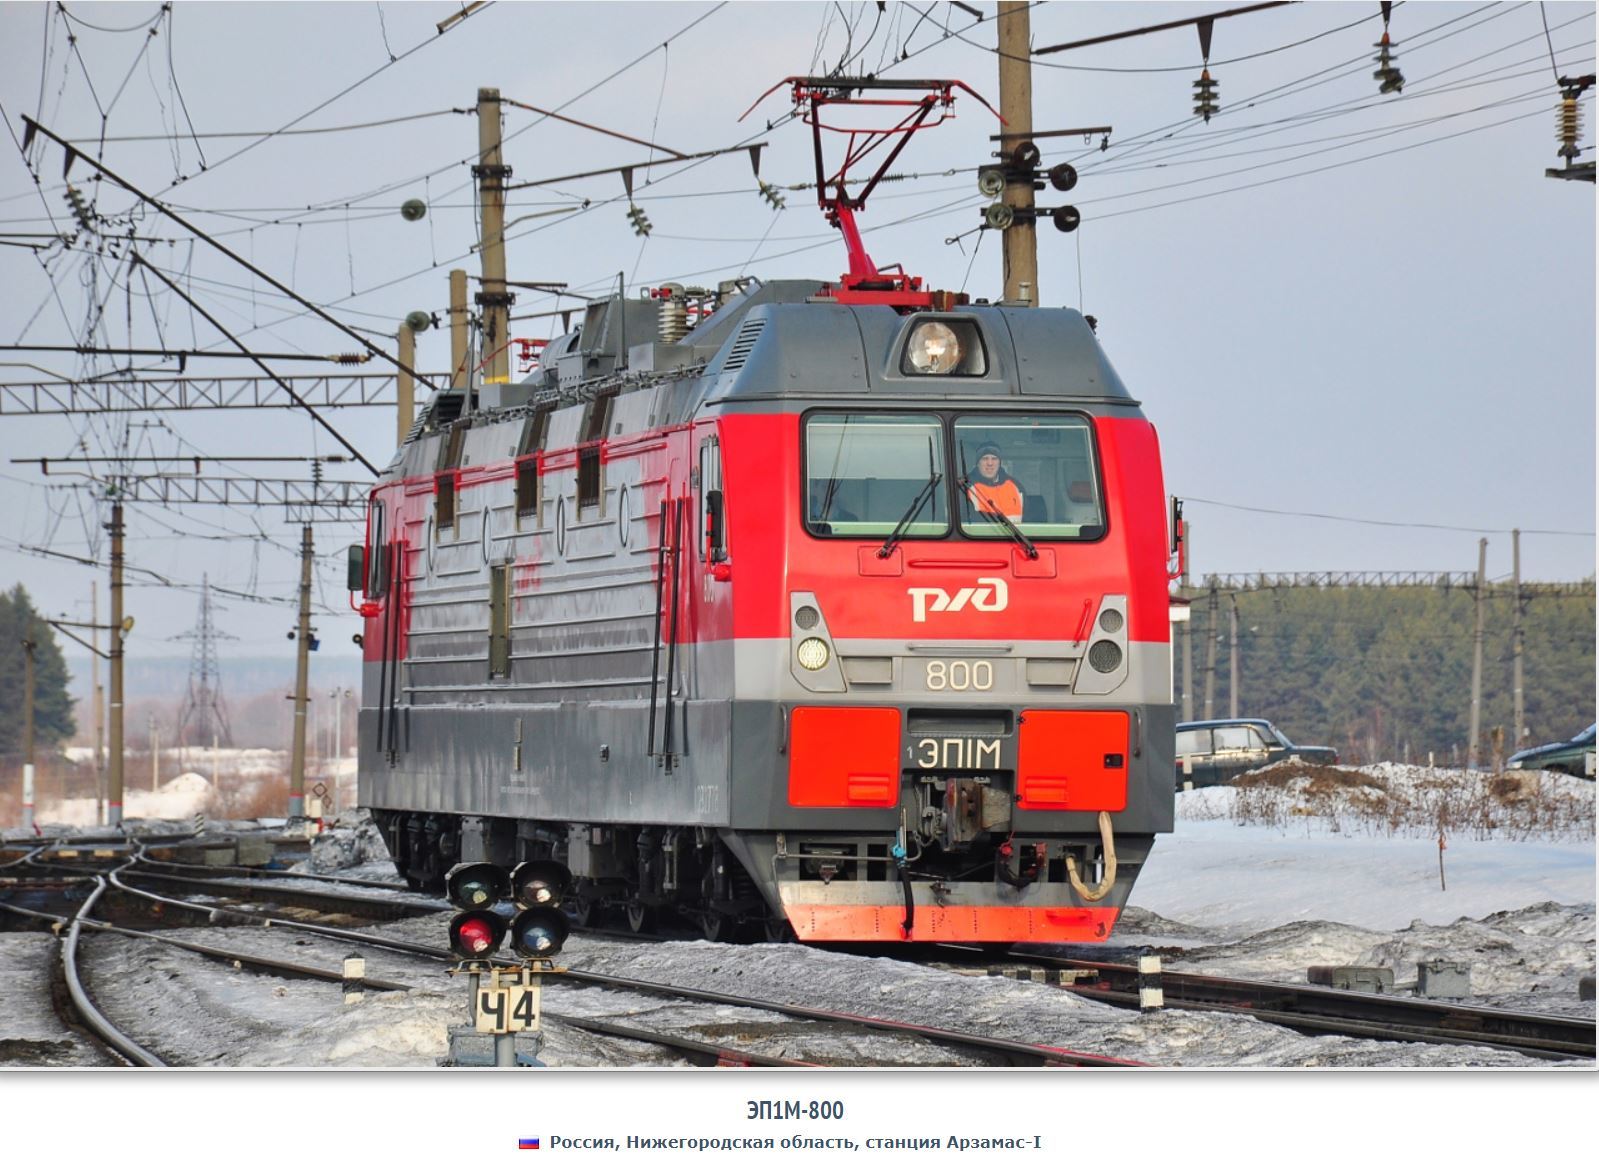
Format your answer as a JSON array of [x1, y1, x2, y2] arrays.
[[519, 1140, 540, 1151]]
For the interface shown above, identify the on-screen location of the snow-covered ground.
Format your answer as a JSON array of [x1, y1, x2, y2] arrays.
[[1, 761, 1592, 1071]]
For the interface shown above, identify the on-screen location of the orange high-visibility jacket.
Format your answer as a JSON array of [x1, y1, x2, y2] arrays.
[[967, 477, 1023, 519]]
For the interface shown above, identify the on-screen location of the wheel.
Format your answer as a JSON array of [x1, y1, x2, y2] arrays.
[[699, 908, 732, 942], [763, 915, 796, 944], [625, 902, 656, 934], [571, 896, 596, 928]]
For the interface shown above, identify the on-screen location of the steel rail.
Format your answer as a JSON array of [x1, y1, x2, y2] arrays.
[[58, 875, 167, 1067], [117, 867, 448, 922], [99, 873, 1145, 1067], [1045, 957, 1594, 1061], [4, 896, 825, 1068], [133, 847, 410, 891], [0, 898, 412, 993], [551, 1015, 823, 1068]]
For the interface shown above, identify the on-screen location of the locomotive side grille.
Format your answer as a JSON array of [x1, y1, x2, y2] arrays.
[[721, 318, 766, 372]]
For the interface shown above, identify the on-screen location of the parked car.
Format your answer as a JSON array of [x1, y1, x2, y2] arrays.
[[1174, 718, 1339, 789], [1507, 724, 1596, 779]]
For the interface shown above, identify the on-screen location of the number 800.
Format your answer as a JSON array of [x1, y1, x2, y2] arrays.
[[926, 659, 993, 691]]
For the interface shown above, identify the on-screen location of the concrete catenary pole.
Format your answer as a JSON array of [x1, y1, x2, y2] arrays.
[[1228, 591, 1241, 718], [396, 323, 416, 446], [1511, 528, 1525, 747], [92, 580, 105, 825], [108, 500, 125, 828], [288, 524, 314, 819], [1467, 537, 1488, 770], [21, 637, 35, 830], [477, 88, 510, 399], [450, 268, 469, 391], [997, 2, 1038, 305], [1180, 525, 1192, 721], [1202, 582, 1219, 719], [149, 715, 159, 792]]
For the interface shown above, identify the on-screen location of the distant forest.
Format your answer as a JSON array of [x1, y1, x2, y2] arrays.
[[1174, 581, 1596, 765]]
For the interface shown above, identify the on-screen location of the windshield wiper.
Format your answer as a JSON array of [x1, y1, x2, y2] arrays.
[[879, 472, 941, 558], [957, 443, 1037, 560]]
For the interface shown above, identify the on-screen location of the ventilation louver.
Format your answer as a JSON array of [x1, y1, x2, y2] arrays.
[[721, 318, 767, 374]]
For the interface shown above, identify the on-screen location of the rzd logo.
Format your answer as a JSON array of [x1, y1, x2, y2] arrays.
[[909, 576, 1008, 623]]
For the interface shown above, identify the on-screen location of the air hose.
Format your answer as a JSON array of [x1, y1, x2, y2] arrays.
[[892, 841, 914, 938], [1065, 811, 1118, 903]]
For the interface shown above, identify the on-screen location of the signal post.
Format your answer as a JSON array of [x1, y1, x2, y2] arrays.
[[442, 860, 573, 1067]]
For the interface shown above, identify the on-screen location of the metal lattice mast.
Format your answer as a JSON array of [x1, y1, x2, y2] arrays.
[[174, 575, 236, 750]]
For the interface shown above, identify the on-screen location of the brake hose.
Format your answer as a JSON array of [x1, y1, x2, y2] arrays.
[[1065, 811, 1118, 903], [892, 842, 914, 938]]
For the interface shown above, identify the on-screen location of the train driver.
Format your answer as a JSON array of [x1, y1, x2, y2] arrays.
[[966, 443, 1024, 519]]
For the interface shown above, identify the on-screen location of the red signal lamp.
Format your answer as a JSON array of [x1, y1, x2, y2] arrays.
[[510, 906, 571, 957], [446, 862, 511, 909], [448, 910, 508, 959]]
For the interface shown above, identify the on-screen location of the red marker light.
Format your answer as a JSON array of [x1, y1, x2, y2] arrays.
[[359, 601, 381, 618]]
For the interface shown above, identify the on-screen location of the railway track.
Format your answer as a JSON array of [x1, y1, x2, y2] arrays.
[[7, 854, 1144, 1066], [988, 951, 1595, 1062], [12, 865, 1142, 1067]]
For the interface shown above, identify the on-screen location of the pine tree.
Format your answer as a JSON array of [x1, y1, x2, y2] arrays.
[[0, 584, 77, 754]]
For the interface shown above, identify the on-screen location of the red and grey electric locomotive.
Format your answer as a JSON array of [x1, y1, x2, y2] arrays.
[[351, 79, 1180, 944]]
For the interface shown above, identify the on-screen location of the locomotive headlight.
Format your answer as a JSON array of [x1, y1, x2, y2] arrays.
[[796, 637, 831, 671], [905, 321, 962, 374]]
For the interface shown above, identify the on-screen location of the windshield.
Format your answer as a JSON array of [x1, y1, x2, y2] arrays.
[[805, 413, 947, 538], [953, 415, 1104, 540]]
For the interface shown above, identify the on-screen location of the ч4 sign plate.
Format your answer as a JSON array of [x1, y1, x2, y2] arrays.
[[475, 968, 540, 1034]]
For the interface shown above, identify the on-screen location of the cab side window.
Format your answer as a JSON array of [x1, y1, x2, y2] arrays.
[[366, 501, 389, 596], [699, 436, 726, 562]]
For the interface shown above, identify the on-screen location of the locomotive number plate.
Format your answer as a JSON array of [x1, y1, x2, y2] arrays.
[[913, 736, 1003, 770], [920, 658, 997, 692], [475, 972, 540, 1034]]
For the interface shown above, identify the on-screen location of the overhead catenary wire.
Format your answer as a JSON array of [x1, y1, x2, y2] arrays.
[[1183, 496, 1595, 538]]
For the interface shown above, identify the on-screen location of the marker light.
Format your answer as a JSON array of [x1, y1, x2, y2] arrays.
[[905, 321, 962, 374], [796, 637, 831, 671]]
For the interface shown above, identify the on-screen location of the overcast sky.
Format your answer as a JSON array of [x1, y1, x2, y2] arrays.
[[0, 1, 1593, 666]]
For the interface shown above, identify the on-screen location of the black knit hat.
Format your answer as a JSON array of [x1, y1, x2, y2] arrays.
[[975, 443, 1000, 458]]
